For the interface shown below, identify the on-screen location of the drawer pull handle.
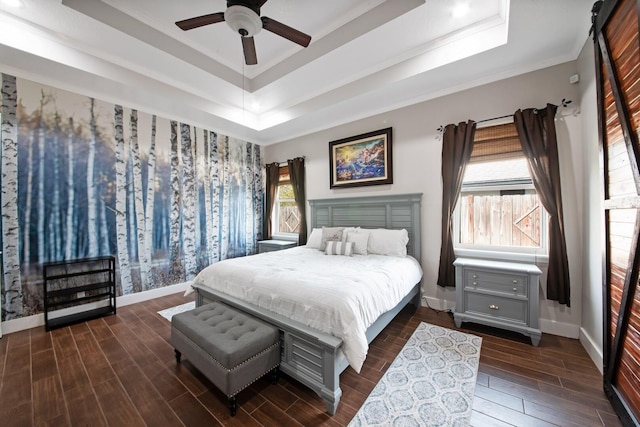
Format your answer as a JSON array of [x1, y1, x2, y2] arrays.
[[489, 304, 499, 310], [512, 280, 518, 284], [472, 274, 478, 279], [472, 281, 477, 286], [513, 287, 518, 292]]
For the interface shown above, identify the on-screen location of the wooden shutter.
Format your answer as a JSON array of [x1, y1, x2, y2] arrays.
[[594, 0, 640, 424]]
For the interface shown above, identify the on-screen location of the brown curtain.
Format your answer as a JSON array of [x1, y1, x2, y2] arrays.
[[514, 104, 570, 306], [264, 162, 280, 239], [437, 120, 476, 287], [287, 157, 308, 245]]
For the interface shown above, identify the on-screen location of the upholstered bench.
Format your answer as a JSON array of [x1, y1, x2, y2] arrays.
[[171, 302, 280, 416]]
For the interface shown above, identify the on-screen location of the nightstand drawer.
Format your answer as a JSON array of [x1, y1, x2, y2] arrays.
[[463, 269, 528, 297], [464, 292, 528, 324]]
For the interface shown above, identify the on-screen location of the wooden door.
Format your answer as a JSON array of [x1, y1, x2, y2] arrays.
[[594, 0, 640, 425]]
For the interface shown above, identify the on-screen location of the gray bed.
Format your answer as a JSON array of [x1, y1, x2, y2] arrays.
[[191, 192, 423, 414]]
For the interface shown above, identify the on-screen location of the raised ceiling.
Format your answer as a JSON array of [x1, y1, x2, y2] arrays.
[[0, 0, 593, 145]]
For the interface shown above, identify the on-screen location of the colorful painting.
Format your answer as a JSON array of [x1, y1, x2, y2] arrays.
[[329, 128, 393, 188]]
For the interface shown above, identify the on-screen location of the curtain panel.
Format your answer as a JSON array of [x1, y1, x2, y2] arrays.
[[514, 104, 571, 306], [264, 162, 280, 240], [437, 120, 476, 287], [288, 157, 308, 245]]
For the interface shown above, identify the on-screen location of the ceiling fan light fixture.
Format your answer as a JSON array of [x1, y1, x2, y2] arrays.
[[224, 5, 262, 36]]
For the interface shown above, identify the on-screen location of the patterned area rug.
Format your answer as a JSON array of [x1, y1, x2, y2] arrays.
[[157, 301, 195, 321], [349, 322, 482, 427]]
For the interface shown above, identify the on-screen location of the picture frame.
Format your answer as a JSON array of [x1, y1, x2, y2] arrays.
[[329, 127, 393, 189]]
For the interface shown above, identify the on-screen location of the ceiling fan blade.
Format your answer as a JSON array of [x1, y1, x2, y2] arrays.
[[242, 36, 258, 65], [261, 17, 311, 47], [176, 12, 225, 31]]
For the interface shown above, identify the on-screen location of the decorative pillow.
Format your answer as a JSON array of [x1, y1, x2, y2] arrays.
[[341, 227, 359, 242], [320, 227, 344, 251], [347, 229, 370, 255], [367, 228, 409, 256], [306, 228, 323, 249], [325, 240, 354, 256]]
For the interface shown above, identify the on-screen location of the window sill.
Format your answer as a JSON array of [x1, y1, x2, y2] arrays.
[[454, 248, 548, 265]]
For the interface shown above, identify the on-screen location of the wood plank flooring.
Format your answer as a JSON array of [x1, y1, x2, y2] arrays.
[[0, 292, 623, 426]]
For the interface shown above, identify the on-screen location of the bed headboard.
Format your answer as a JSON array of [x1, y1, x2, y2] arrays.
[[308, 193, 422, 261]]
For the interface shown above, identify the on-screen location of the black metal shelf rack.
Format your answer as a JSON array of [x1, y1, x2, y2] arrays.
[[43, 256, 116, 331]]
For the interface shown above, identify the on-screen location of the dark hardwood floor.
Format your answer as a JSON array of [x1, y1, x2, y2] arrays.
[[0, 292, 622, 426]]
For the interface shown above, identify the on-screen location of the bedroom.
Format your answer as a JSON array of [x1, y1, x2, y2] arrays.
[[0, 0, 634, 425]]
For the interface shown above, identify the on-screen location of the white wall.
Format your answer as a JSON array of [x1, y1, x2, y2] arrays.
[[577, 39, 604, 371], [265, 61, 586, 340]]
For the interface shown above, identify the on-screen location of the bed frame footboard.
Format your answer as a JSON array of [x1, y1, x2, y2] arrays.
[[193, 282, 420, 414]]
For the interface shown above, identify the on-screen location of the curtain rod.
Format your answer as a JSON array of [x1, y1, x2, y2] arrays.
[[437, 98, 572, 133], [271, 155, 306, 166]]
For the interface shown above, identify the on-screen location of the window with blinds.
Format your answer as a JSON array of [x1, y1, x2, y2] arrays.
[[455, 121, 547, 253]]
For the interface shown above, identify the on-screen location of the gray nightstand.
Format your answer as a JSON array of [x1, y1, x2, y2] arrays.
[[258, 239, 297, 253], [453, 257, 542, 346]]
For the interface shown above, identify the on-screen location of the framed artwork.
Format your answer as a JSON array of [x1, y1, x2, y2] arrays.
[[329, 127, 393, 189]]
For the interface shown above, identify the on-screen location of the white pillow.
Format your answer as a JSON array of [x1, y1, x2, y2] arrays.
[[342, 227, 359, 242], [367, 228, 409, 256], [325, 240, 354, 256], [320, 227, 344, 251], [347, 229, 370, 255], [306, 228, 323, 249]]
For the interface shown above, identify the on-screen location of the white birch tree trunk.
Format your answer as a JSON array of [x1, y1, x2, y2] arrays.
[[127, 154, 137, 261], [129, 110, 150, 290], [168, 120, 181, 270], [37, 93, 46, 264], [145, 115, 157, 268], [99, 192, 109, 255], [192, 127, 201, 255], [209, 131, 220, 263], [181, 123, 197, 279], [87, 98, 98, 257], [245, 142, 254, 255], [114, 105, 133, 294], [23, 130, 34, 268], [202, 130, 214, 264], [220, 135, 230, 260], [253, 143, 263, 244], [64, 118, 75, 260], [51, 114, 62, 259], [1, 73, 23, 319]]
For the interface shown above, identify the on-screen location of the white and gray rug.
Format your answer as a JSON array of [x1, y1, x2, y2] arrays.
[[349, 322, 482, 427], [157, 301, 195, 321]]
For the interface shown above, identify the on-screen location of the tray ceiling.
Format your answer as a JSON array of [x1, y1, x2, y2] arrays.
[[0, 0, 593, 144]]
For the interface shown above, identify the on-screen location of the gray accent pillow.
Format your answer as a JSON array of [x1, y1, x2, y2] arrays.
[[320, 227, 344, 251]]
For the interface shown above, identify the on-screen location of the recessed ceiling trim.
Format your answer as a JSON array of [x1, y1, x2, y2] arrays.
[[61, 0, 242, 87]]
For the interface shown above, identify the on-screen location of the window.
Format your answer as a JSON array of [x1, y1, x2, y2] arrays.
[[454, 122, 547, 255], [272, 166, 300, 236]]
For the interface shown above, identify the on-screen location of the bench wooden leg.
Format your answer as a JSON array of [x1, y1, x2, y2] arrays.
[[174, 349, 181, 363], [270, 367, 279, 384], [229, 396, 237, 416]]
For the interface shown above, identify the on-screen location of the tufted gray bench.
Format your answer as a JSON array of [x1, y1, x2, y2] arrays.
[[171, 302, 280, 416]]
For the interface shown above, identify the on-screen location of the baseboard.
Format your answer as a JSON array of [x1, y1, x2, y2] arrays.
[[579, 327, 604, 375], [421, 296, 456, 312], [539, 318, 580, 339], [0, 281, 192, 336]]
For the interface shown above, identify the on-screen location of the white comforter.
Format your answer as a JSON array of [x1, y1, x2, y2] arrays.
[[191, 246, 423, 373]]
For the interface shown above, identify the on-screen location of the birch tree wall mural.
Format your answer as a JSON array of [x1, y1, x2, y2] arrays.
[[0, 74, 263, 321]]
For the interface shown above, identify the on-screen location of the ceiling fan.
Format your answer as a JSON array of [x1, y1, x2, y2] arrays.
[[175, 0, 312, 66]]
